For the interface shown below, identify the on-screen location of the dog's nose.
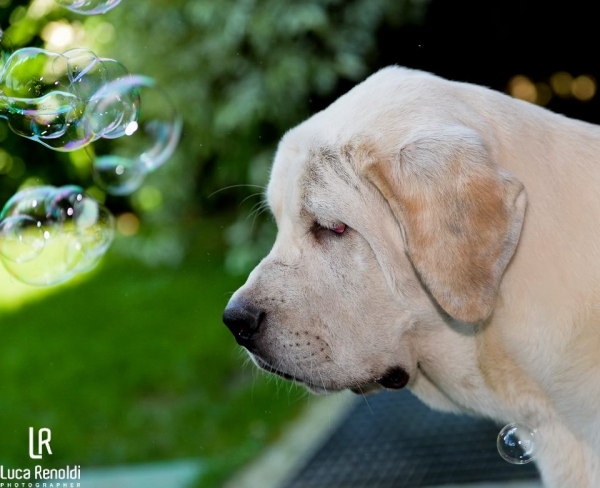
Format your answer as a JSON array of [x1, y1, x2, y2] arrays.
[[222, 300, 265, 349]]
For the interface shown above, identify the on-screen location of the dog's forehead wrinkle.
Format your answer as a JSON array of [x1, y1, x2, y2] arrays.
[[299, 174, 369, 229], [301, 144, 359, 187]]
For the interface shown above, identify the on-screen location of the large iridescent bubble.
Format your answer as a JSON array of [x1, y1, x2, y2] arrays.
[[55, 0, 123, 16], [87, 75, 182, 195], [0, 185, 115, 286]]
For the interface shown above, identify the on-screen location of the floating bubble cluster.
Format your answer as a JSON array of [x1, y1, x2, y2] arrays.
[[56, 0, 123, 16], [0, 47, 131, 151], [0, 47, 182, 194], [0, 185, 115, 286], [0, 26, 181, 285], [497, 422, 540, 464]]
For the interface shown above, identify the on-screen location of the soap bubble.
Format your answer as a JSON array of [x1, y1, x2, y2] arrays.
[[1, 186, 57, 223], [0, 48, 93, 150], [83, 74, 140, 140], [0, 215, 45, 263], [87, 75, 182, 195], [3, 91, 81, 140], [69, 196, 114, 256], [56, 0, 123, 15], [497, 422, 540, 464], [0, 185, 114, 286], [86, 75, 181, 169], [61, 49, 129, 102], [92, 155, 147, 196], [0, 48, 69, 99]]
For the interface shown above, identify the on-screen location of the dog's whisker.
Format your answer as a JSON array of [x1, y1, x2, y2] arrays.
[[317, 370, 329, 395], [246, 201, 266, 223], [249, 201, 270, 233], [357, 385, 374, 415], [239, 191, 267, 207], [207, 184, 266, 199]]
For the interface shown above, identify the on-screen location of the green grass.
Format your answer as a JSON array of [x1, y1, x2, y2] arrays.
[[0, 216, 307, 487]]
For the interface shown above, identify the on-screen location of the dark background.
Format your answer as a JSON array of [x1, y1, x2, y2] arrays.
[[329, 0, 600, 121]]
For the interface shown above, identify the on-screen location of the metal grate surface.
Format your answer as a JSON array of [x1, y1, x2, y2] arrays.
[[282, 389, 540, 488]]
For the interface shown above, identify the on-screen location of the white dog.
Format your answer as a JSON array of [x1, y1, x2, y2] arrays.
[[222, 66, 600, 487]]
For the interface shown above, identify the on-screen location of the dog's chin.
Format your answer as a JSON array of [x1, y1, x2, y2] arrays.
[[251, 355, 341, 394], [349, 382, 384, 395], [251, 355, 409, 396]]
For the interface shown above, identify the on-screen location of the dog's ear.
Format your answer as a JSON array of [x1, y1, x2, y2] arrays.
[[362, 126, 527, 323]]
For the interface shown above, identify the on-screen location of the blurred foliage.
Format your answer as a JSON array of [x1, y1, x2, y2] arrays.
[[1, 0, 427, 273]]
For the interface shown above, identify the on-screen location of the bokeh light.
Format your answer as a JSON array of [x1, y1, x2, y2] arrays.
[[571, 74, 596, 101], [550, 71, 573, 98], [41, 21, 76, 50], [508, 75, 537, 103], [534, 82, 552, 106], [116, 212, 139, 236]]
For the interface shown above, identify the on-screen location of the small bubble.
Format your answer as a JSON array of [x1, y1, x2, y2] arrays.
[[497, 422, 540, 464], [92, 155, 146, 195]]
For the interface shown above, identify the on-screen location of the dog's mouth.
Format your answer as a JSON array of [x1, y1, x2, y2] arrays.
[[375, 366, 411, 389], [253, 356, 333, 392], [350, 367, 410, 395], [253, 355, 410, 394], [252, 356, 329, 392], [254, 357, 298, 382]]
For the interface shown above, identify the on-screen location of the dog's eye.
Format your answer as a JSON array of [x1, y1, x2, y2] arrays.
[[312, 221, 347, 236], [329, 223, 347, 234]]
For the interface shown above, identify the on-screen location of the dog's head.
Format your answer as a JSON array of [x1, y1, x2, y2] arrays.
[[223, 67, 527, 395]]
